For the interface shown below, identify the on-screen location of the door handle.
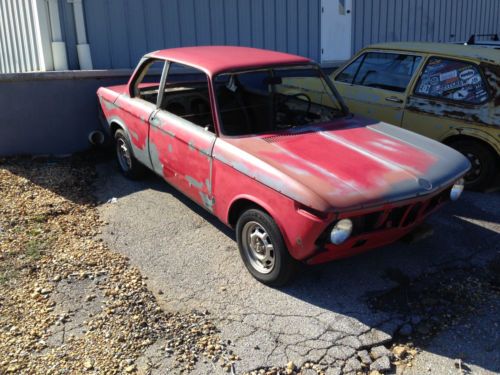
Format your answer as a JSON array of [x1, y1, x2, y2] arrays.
[[385, 96, 403, 103]]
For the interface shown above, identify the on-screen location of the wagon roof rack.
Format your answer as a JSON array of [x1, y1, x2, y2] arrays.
[[466, 33, 499, 44]]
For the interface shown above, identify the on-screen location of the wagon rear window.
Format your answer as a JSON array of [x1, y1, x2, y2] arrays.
[[414, 57, 488, 104]]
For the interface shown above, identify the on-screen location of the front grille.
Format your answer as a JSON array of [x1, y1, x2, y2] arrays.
[[316, 188, 450, 247]]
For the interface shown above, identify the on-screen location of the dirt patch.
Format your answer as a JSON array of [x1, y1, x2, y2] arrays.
[[0, 157, 238, 374]]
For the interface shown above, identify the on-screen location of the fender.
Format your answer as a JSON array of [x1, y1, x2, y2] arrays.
[[440, 126, 500, 155]]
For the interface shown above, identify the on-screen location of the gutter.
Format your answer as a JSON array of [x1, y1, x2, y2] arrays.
[[68, 0, 93, 70], [47, 0, 68, 70]]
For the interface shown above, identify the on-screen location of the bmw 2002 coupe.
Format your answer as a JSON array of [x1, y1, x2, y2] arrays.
[[98, 46, 470, 286]]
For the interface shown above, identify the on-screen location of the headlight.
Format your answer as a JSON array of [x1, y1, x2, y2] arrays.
[[330, 219, 353, 245], [450, 178, 465, 201]]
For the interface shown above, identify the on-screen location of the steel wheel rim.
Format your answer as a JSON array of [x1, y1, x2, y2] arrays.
[[117, 138, 132, 171], [241, 221, 275, 274], [464, 152, 481, 183]]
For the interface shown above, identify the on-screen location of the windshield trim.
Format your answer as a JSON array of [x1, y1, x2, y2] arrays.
[[212, 64, 350, 137]]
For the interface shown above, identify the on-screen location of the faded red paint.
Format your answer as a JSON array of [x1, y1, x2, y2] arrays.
[[147, 46, 311, 77], [97, 47, 470, 265]]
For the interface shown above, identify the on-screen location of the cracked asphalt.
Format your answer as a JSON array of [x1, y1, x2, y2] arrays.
[[94, 160, 500, 374]]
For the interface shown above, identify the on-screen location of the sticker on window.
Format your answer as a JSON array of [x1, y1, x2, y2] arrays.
[[415, 58, 488, 104]]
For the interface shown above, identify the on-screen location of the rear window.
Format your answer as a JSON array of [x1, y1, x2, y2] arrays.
[[414, 57, 489, 104]]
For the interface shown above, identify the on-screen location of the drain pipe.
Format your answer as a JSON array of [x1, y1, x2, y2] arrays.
[[47, 0, 68, 70], [69, 0, 93, 70]]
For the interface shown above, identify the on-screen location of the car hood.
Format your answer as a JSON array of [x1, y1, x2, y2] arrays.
[[217, 117, 470, 212]]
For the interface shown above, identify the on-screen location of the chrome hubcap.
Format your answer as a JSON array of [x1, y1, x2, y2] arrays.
[[242, 221, 275, 274], [117, 138, 132, 171]]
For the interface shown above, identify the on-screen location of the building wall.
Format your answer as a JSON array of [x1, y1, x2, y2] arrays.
[[352, 0, 500, 54], [0, 0, 47, 73], [0, 71, 130, 155], [69, 0, 321, 70]]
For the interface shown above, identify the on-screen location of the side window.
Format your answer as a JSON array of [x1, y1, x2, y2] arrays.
[[160, 62, 214, 131], [336, 54, 364, 83], [351, 52, 422, 92], [132, 60, 166, 104], [414, 57, 489, 104]]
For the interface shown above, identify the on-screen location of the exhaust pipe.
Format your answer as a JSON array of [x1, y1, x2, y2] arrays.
[[88, 130, 105, 146]]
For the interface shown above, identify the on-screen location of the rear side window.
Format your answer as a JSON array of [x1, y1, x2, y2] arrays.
[[414, 57, 489, 104], [336, 52, 422, 92]]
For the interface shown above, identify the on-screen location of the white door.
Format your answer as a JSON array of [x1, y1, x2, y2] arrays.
[[321, 0, 353, 63]]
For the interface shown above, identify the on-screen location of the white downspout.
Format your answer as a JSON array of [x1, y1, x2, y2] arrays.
[[46, 0, 68, 70], [69, 0, 93, 70]]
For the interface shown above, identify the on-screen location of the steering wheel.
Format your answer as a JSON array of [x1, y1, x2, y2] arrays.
[[274, 93, 313, 128]]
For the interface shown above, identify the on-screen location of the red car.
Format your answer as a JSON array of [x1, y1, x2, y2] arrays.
[[97, 46, 469, 286]]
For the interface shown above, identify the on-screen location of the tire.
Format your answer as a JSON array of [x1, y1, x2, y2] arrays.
[[236, 209, 298, 286], [449, 139, 497, 191], [114, 129, 146, 180]]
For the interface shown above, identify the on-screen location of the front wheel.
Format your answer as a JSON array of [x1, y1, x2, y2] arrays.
[[449, 139, 497, 191], [236, 209, 298, 286]]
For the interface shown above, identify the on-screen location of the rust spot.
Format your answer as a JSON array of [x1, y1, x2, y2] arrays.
[[481, 62, 500, 106]]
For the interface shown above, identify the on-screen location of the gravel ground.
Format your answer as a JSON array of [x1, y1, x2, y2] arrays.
[[1, 155, 498, 375], [0, 157, 239, 374], [94, 157, 500, 375]]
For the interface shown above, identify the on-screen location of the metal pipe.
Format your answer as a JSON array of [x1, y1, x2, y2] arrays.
[[47, 0, 68, 70], [69, 0, 93, 70]]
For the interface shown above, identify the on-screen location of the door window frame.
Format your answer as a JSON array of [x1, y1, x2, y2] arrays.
[[129, 58, 169, 103], [155, 60, 219, 135], [411, 56, 491, 106]]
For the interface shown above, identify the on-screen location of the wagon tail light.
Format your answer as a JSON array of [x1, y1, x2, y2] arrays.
[[450, 178, 465, 201]]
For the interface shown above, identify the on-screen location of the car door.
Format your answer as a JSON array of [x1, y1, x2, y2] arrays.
[[332, 50, 423, 126], [114, 59, 168, 169], [148, 62, 217, 211], [403, 55, 491, 140]]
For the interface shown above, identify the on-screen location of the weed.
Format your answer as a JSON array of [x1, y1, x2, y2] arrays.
[[25, 240, 44, 260]]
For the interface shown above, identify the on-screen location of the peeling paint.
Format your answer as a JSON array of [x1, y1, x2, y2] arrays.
[[186, 175, 204, 189], [199, 192, 215, 212], [100, 97, 119, 111]]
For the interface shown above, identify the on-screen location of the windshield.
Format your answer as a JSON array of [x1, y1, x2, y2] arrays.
[[214, 65, 346, 136]]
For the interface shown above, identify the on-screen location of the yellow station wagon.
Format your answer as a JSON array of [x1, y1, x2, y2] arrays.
[[331, 42, 499, 190]]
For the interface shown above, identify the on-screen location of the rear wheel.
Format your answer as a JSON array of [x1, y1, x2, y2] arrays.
[[236, 209, 298, 286], [114, 129, 146, 180], [449, 139, 497, 191]]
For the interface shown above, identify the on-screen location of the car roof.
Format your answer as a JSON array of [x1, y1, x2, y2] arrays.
[[367, 42, 500, 64], [147, 46, 311, 77]]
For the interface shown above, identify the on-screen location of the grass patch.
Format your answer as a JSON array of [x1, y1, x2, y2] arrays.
[[25, 239, 44, 260]]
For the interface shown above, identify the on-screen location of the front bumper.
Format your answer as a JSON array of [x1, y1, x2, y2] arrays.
[[305, 185, 452, 265]]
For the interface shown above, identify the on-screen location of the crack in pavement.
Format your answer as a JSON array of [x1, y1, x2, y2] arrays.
[[94, 161, 500, 374]]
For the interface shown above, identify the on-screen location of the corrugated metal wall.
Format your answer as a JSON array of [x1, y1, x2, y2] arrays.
[[76, 0, 321, 70], [0, 0, 44, 73], [352, 0, 500, 53]]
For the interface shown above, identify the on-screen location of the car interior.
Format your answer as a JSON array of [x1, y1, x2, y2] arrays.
[[136, 63, 345, 136]]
